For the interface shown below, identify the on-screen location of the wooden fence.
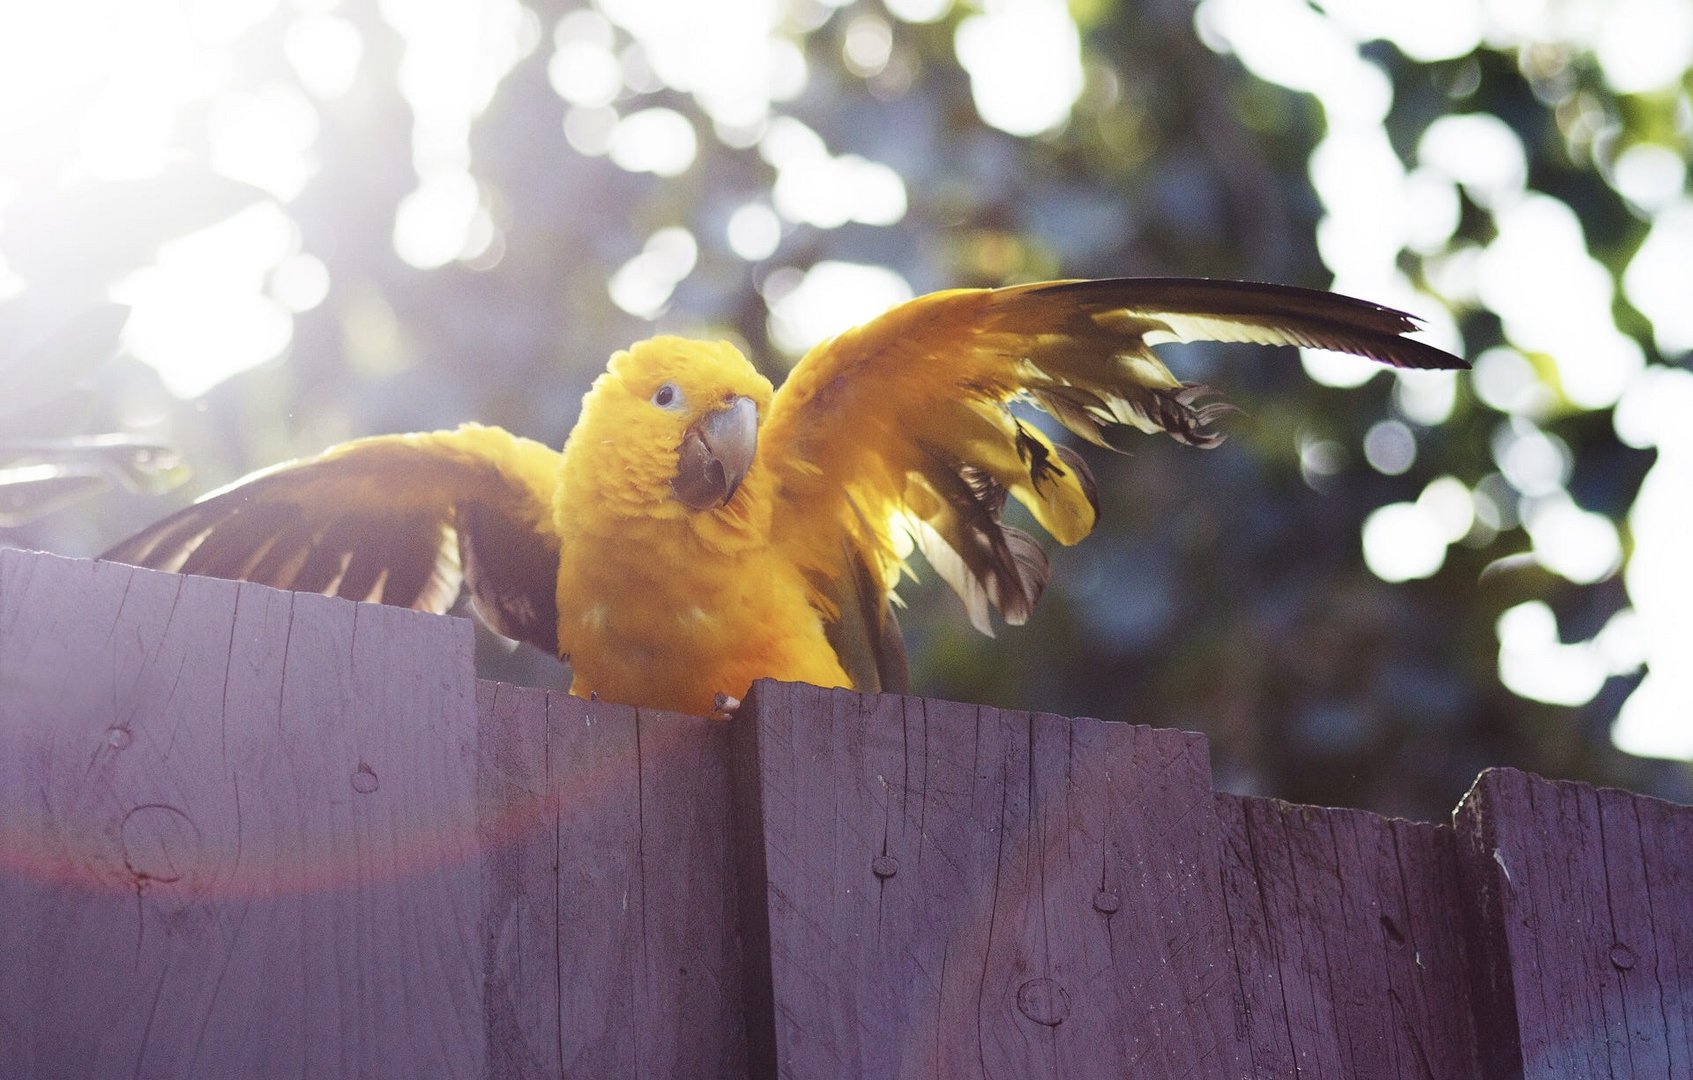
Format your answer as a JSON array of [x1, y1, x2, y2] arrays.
[[0, 546, 1688, 1078]]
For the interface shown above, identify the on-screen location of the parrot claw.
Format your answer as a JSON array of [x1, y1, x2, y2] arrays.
[[710, 692, 742, 722]]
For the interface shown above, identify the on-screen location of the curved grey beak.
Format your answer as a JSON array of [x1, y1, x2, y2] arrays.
[[672, 396, 758, 510]]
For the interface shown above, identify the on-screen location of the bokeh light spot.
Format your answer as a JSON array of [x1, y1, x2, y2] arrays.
[[1611, 143, 1687, 214], [1615, 370, 1693, 758], [1523, 491, 1622, 585], [1418, 475, 1475, 543], [1614, 365, 1693, 452], [393, 172, 481, 269], [1596, 0, 1693, 93], [844, 14, 894, 78], [1301, 347, 1381, 389], [885, 0, 951, 23], [1493, 419, 1571, 498], [727, 203, 782, 261], [115, 202, 299, 398], [608, 226, 698, 319], [549, 38, 622, 108], [1497, 601, 1607, 708], [270, 252, 330, 313], [771, 141, 907, 229], [563, 105, 619, 156], [1363, 419, 1416, 475], [1393, 369, 1458, 425], [1477, 192, 1641, 410], [767, 261, 912, 357], [209, 84, 320, 200], [609, 107, 697, 177], [1471, 346, 1554, 418], [1299, 436, 1345, 489], [1623, 199, 1693, 356], [1317, 0, 1483, 63], [595, 0, 808, 130], [285, 13, 364, 100], [1417, 113, 1527, 209], [1362, 501, 1447, 582], [955, 0, 1083, 137]]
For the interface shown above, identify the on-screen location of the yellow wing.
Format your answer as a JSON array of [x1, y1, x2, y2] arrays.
[[762, 277, 1467, 681], [101, 424, 566, 654]]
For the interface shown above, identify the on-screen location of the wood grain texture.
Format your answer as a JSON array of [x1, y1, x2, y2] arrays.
[[476, 679, 744, 1079], [11, 547, 1693, 1080], [733, 679, 1248, 1080], [478, 680, 559, 1079], [0, 548, 486, 1079], [1216, 794, 1482, 1079], [1456, 767, 1693, 1080]]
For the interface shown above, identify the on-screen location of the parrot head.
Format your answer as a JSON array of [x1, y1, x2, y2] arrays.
[[563, 336, 776, 532]]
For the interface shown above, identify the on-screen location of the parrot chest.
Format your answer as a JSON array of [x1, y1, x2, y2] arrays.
[[553, 527, 848, 715]]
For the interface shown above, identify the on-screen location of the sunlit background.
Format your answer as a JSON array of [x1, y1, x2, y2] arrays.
[[2, 0, 1689, 816]]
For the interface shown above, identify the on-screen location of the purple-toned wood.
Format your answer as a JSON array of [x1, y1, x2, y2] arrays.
[[1216, 794, 1483, 1079], [10, 548, 1693, 1080], [0, 548, 486, 1079], [502, 687, 743, 1079], [1456, 768, 1693, 1080], [620, 698, 745, 1076], [478, 680, 560, 1078], [732, 679, 1248, 1079]]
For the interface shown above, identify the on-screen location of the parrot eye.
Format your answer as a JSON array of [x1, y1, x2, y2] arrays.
[[652, 383, 685, 411]]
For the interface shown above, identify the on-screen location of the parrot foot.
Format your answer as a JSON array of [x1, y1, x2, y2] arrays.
[[710, 692, 742, 722]]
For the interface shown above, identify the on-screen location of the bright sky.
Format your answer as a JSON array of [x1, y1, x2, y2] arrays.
[[1, 0, 1688, 758]]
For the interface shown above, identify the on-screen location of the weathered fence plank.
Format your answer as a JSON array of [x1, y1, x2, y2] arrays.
[[1456, 767, 1693, 1080], [731, 680, 1247, 1079], [4, 547, 1691, 1080], [478, 680, 560, 1078], [0, 549, 486, 1079], [477, 681, 743, 1079], [1216, 794, 1483, 1079]]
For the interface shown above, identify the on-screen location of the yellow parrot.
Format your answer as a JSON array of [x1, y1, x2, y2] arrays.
[[103, 278, 1465, 716]]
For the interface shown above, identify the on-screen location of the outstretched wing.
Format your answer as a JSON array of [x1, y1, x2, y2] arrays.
[[762, 277, 1466, 672], [102, 424, 565, 654]]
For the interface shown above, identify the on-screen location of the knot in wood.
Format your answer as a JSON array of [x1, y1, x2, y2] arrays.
[[351, 762, 380, 794], [870, 855, 899, 879], [1610, 943, 1637, 970], [120, 804, 202, 885], [1015, 977, 1070, 1027], [1092, 889, 1120, 914]]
